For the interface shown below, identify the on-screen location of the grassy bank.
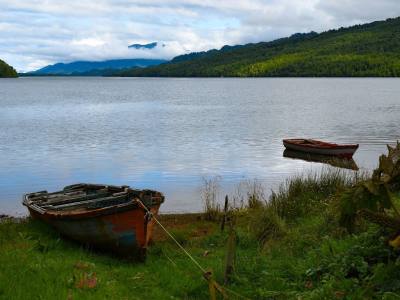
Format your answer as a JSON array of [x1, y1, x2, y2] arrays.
[[1, 158, 400, 299]]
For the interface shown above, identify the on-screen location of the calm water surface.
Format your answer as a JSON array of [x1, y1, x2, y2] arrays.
[[0, 77, 399, 215]]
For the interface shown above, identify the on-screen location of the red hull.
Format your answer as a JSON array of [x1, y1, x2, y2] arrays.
[[23, 184, 164, 258], [28, 202, 160, 257], [283, 139, 359, 159]]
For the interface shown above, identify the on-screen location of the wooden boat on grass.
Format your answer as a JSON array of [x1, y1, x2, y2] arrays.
[[283, 139, 359, 159], [23, 183, 164, 259], [283, 149, 359, 170]]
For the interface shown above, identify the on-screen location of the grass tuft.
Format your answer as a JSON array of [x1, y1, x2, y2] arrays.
[[201, 177, 221, 221], [268, 170, 356, 221], [249, 207, 287, 245]]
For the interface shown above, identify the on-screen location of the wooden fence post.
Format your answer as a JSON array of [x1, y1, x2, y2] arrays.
[[224, 218, 237, 285], [204, 270, 228, 300], [208, 280, 217, 300], [220, 195, 229, 232]]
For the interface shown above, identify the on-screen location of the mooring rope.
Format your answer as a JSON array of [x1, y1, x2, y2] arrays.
[[136, 199, 249, 299], [137, 199, 207, 273], [222, 286, 249, 299], [138, 199, 207, 273]]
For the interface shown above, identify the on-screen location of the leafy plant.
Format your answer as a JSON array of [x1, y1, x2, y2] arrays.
[[339, 142, 400, 232]]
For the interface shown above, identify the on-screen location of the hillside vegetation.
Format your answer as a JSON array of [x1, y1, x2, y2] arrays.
[[0, 59, 18, 78], [28, 59, 167, 76], [118, 17, 400, 77]]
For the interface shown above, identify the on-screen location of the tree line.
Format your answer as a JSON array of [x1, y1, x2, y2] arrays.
[[114, 17, 400, 77]]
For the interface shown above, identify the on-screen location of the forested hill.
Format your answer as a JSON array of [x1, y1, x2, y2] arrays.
[[0, 59, 18, 78], [117, 17, 400, 77], [29, 59, 167, 75]]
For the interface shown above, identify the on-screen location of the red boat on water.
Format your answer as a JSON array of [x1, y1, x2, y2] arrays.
[[283, 139, 359, 159], [23, 183, 164, 259]]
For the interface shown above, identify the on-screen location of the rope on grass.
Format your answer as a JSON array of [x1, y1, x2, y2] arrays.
[[137, 199, 207, 273], [136, 199, 249, 300], [222, 286, 249, 299]]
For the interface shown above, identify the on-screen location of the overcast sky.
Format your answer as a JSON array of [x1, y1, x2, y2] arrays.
[[1, 0, 400, 71]]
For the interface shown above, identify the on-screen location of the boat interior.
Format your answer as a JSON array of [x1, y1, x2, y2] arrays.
[[24, 184, 161, 212], [290, 139, 337, 146]]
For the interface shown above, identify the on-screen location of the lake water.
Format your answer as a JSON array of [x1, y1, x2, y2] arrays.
[[1, 77, 399, 216]]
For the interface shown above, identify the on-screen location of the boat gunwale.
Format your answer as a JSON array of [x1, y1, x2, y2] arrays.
[[23, 183, 164, 220], [283, 138, 359, 150], [24, 198, 141, 220]]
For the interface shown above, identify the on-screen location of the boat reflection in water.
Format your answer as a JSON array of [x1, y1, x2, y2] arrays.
[[283, 149, 359, 170]]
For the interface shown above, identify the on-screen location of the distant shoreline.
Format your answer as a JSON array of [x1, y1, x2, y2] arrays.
[[15, 74, 400, 78]]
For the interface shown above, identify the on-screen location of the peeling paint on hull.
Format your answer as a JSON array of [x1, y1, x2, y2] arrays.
[[29, 204, 160, 258], [23, 184, 164, 259]]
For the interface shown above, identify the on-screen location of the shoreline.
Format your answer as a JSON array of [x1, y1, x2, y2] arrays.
[[1, 164, 399, 298], [1, 144, 399, 299]]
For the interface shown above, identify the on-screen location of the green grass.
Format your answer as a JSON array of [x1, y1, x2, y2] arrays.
[[1, 170, 399, 299], [0, 218, 224, 299], [268, 170, 354, 221]]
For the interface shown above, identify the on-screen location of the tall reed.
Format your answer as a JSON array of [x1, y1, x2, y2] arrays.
[[268, 169, 358, 221], [201, 177, 221, 221]]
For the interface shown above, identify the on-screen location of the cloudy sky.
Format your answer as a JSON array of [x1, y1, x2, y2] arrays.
[[1, 0, 400, 71]]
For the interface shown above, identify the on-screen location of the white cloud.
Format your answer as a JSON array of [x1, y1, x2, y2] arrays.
[[0, 0, 399, 71], [71, 38, 107, 47]]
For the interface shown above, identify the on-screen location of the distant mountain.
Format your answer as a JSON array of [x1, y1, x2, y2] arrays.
[[0, 59, 18, 78], [128, 42, 158, 49], [118, 17, 400, 77], [29, 59, 167, 75]]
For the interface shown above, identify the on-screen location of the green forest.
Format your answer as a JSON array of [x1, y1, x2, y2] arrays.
[[0, 59, 18, 78], [117, 17, 400, 77]]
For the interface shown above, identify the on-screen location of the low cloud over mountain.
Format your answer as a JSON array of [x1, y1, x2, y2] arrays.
[[2, 0, 400, 71]]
